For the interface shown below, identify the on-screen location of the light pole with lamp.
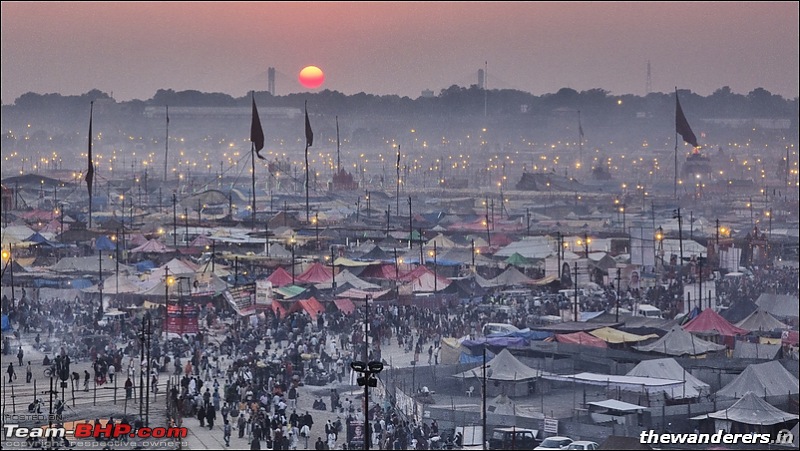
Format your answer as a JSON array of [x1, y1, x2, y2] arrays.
[[349, 294, 383, 450], [470, 346, 493, 451], [656, 226, 664, 279]]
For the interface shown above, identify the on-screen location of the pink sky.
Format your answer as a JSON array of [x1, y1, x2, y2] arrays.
[[2, 2, 797, 102]]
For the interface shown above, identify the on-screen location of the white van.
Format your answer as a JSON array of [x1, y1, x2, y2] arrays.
[[636, 304, 662, 319], [482, 323, 520, 337]]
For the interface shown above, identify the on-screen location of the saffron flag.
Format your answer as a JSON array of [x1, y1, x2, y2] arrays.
[[675, 92, 698, 147], [251, 96, 265, 159], [305, 101, 314, 147], [85, 102, 95, 198]]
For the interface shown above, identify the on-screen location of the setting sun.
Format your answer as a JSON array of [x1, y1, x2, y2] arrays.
[[299, 65, 325, 89]]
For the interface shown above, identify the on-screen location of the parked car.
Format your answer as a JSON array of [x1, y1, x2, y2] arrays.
[[488, 427, 539, 450], [567, 441, 599, 450], [534, 436, 573, 450]]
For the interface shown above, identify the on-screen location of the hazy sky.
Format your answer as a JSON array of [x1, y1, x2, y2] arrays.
[[2, 2, 798, 103]]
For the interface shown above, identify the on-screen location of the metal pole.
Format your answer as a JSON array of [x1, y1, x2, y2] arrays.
[[482, 346, 487, 451]]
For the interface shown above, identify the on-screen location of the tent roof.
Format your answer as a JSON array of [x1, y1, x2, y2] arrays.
[[266, 267, 294, 288], [707, 392, 799, 425], [314, 269, 380, 291], [587, 399, 646, 412], [333, 298, 355, 315], [633, 325, 726, 356], [755, 293, 799, 319], [295, 262, 333, 284], [131, 239, 174, 254], [626, 358, 709, 398], [452, 349, 540, 381], [487, 266, 536, 286], [716, 361, 799, 399], [731, 341, 782, 359], [682, 308, 749, 336], [735, 308, 790, 332]]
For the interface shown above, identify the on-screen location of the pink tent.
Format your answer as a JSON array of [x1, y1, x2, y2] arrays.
[[555, 331, 608, 348], [683, 308, 749, 336], [357, 263, 408, 280], [190, 235, 213, 247], [266, 267, 294, 287], [295, 262, 333, 284]]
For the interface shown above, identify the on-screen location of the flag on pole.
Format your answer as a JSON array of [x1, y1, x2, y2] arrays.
[[166, 105, 169, 124], [675, 92, 698, 147], [85, 102, 95, 198], [251, 95, 265, 159], [396, 145, 401, 172], [305, 101, 314, 147]]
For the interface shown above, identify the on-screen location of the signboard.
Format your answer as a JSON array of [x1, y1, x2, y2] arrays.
[[347, 420, 365, 449], [544, 418, 559, 434], [166, 303, 199, 335], [223, 283, 256, 315], [256, 279, 273, 305]]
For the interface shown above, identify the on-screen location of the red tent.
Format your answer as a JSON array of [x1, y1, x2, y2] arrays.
[[296, 262, 333, 284], [267, 267, 294, 287], [555, 331, 608, 348], [356, 263, 407, 280], [333, 298, 355, 315], [287, 296, 325, 320], [271, 300, 288, 319], [683, 308, 749, 336]]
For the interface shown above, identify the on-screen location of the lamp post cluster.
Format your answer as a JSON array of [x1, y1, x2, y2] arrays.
[[350, 295, 383, 450]]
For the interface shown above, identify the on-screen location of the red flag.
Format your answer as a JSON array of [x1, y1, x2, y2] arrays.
[[251, 95, 265, 159], [305, 101, 313, 147], [85, 102, 95, 198], [676, 91, 698, 147]]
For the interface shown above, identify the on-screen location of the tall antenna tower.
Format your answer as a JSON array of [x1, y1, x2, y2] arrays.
[[484, 61, 488, 117], [268, 67, 276, 95], [646, 60, 652, 95]]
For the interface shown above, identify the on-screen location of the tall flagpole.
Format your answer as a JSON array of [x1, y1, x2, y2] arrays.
[[304, 100, 314, 223], [577, 109, 583, 171], [396, 144, 401, 215], [87, 101, 94, 229], [674, 87, 678, 201], [164, 105, 169, 182], [251, 92, 266, 228], [336, 116, 340, 174]]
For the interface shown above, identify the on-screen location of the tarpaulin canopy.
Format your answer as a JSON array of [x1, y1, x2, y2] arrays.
[[555, 331, 608, 348], [287, 296, 325, 320], [590, 326, 658, 344], [314, 269, 380, 291], [682, 308, 749, 336]]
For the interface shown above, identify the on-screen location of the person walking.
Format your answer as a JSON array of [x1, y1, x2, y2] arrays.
[[17, 346, 24, 366], [125, 377, 133, 399], [108, 364, 115, 384], [7, 362, 16, 383], [26, 361, 32, 383], [223, 420, 232, 447], [206, 401, 216, 430], [83, 370, 90, 391]]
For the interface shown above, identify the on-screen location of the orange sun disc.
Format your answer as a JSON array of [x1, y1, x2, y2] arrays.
[[299, 66, 325, 89]]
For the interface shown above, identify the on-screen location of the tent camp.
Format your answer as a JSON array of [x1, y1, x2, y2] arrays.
[[633, 326, 727, 356], [715, 361, 799, 399], [626, 358, 710, 399], [554, 331, 608, 348], [731, 341, 782, 360]]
